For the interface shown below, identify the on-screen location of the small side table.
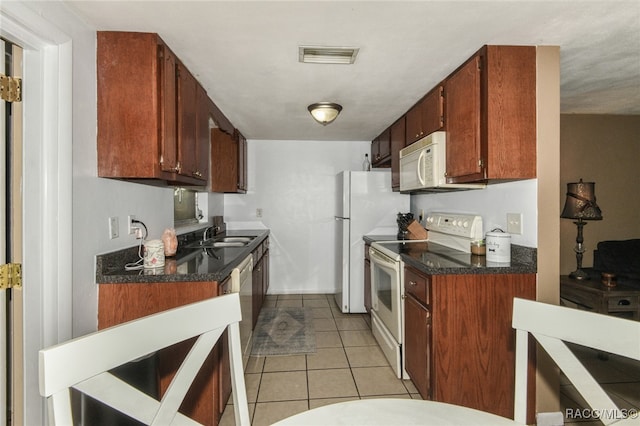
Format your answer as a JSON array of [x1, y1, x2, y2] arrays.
[[560, 275, 640, 320]]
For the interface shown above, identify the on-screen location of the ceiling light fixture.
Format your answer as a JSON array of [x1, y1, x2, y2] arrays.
[[299, 46, 359, 64], [307, 102, 343, 125]]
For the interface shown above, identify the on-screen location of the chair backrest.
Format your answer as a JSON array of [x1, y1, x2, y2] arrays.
[[39, 293, 251, 425], [512, 297, 640, 425]]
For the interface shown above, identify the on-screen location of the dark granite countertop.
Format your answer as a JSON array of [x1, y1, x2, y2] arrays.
[[365, 236, 537, 276], [97, 229, 270, 284]]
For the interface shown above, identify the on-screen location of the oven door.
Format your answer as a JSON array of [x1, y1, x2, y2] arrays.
[[369, 247, 403, 342]]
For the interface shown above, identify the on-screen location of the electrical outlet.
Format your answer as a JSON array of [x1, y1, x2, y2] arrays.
[[507, 213, 523, 235], [256, 208, 263, 218], [127, 215, 138, 235], [109, 216, 119, 239]]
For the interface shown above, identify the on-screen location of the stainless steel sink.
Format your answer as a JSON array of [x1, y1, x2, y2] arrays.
[[218, 236, 255, 243], [211, 241, 246, 247], [186, 237, 255, 249]]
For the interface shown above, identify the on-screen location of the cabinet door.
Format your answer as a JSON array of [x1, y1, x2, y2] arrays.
[[262, 250, 269, 298], [194, 84, 210, 181], [252, 255, 264, 329], [405, 99, 423, 144], [444, 55, 483, 182], [158, 42, 179, 173], [405, 87, 443, 146], [372, 127, 391, 167], [97, 32, 165, 179], [236, 130, 248, 193], [404, 294, 431, 399], [177, 63, 199, 179], [210, 128, 238, 192], [390, 117, 405, 191], [422, 85, 444, 137]]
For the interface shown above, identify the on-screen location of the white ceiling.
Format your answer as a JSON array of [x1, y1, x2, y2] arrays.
[[65, 0, 640, 141]]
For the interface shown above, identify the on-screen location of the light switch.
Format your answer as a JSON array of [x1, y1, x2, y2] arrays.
[[109, 216, 119, 239], [507, 213, 522, 235]]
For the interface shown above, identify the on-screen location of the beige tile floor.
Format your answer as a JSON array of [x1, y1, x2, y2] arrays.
[[219, 294, 421, 426], [220, 293, 640, 426], [562, 343, 640, 425]]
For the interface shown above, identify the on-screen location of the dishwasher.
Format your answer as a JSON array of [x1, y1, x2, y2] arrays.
[[227, 254, 253, 366]]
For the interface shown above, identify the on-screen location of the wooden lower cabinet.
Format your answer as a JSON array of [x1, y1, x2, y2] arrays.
[[402, 267, 536, 423], [98, 280, 222, 425], [252, 240, 270, 328], [404, 293, 431, 398]]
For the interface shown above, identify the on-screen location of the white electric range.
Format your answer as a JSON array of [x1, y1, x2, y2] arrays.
[[368, 212, 483, 379]]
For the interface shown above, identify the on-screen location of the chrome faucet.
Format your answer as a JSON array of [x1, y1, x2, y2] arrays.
[[203, 225, 220, 242], [203, 226, 213, 242]]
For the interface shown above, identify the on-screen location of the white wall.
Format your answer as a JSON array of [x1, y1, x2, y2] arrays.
[[410, 179, 538, 247], [225, 139, 370, 294]]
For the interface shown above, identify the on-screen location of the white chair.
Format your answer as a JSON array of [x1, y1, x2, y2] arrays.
[[39, 293, 251, 425], [512, 297, 640, 425]]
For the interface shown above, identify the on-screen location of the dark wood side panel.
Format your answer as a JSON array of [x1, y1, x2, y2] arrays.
[[98, 281, 219, 425], [431, 273, 536, 421], [484, 45, 537, 180]]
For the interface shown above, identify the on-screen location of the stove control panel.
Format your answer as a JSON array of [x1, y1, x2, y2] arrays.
[[425, 212, 483, 240]]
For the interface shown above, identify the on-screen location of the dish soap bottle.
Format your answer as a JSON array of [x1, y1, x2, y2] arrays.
[[363, 154, 371, 171]]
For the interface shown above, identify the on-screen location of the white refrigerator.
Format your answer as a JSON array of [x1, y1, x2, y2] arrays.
[[334, 170, 410, 313]]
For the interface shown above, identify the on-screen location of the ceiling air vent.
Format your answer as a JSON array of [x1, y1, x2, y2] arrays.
[[298, 46, 359, 64]]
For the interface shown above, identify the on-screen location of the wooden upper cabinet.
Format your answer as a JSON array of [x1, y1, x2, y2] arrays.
[[371, 127, 391, 167], [97, 31, 210, 186], [405, 85, 444, 145], [390, 116, 406, 191], [444, 45, 536, 183], [210, 128, 247, 193]]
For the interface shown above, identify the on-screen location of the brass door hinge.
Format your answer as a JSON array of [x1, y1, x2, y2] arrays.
[[0, 263, 22, 290], [0, 73, 22, 103]]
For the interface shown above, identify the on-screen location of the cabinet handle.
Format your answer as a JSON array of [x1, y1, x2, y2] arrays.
[[192, 171, 202, 178], [409, 281, 417, 287]]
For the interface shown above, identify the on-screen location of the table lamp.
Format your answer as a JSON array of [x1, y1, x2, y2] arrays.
[[561, 179, 603, 280]]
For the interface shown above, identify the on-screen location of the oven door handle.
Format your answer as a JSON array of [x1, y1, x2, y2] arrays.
[[369, 249, 399, 271]]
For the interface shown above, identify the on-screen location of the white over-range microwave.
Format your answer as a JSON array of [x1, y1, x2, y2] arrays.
[[399, 131, 485, 192]]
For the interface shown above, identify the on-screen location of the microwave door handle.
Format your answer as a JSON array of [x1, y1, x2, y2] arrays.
[[417, 149, 427, 186]]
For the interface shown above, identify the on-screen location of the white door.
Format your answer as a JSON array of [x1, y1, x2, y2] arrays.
[[1, 37, 7, 426], [1, 37, 24, 426], [1, 6, 74, 424]]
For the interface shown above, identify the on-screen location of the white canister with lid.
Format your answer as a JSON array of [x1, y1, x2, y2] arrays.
[[485, 229, 511, 263], [144, 239, 165, 268]]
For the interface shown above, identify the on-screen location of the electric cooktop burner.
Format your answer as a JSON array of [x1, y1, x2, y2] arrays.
[[371, 212, 485, 268]]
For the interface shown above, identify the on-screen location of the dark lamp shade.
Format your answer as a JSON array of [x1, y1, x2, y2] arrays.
[[561, 179, 603, 220]]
